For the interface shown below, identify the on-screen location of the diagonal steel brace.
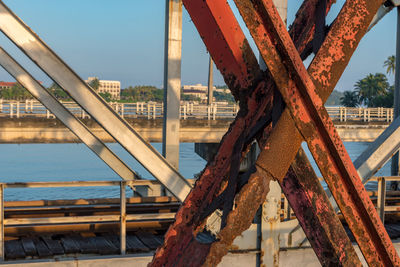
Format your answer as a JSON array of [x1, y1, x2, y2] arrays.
[[235, 0, 400, 265], [151, 0, 368, 266]]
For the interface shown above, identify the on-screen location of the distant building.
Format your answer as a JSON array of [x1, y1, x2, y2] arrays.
[[182, 84, 218, 101], [0, 82, 16, 90], [86, 77, 121, 100]]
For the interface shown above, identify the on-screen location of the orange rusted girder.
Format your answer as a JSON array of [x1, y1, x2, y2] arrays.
[[235, 0, 399, 265], [151, 0, 391, 266]]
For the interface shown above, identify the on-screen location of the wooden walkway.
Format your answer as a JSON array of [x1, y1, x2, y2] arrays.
[[4, 223, 400, 261], [5, 231, 164, 260]]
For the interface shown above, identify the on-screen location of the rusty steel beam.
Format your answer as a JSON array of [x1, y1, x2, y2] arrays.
[[281, 148, 360, 266], [203, 0, 389, 265], [151, 1, 274, 265], [151, 0, 354, 266], [235, 0, 399, 265]]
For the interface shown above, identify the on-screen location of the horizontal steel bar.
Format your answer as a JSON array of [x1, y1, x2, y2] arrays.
[[4, 213, 175, 226], [2, 179, 192, 188], [0, 2, 192, 202]]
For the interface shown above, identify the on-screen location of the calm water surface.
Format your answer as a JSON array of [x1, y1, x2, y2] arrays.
[[0, 142, 388, 201]]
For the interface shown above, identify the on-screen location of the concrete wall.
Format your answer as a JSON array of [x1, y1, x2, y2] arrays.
[[0, 118, 388, 143]]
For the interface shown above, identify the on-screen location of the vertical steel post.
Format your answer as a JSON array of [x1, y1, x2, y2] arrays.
[[16, 101, 19, 118], [391, 7, 400, 189], [120, 181, 126, 255], [0, 184, 4, 261], [163, 0, 182, 170], [261, 1, 287, 266], [377, 177, 386, 223], [207, 56, 214, 106]]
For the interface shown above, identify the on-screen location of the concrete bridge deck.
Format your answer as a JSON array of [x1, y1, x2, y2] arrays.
[[0, 117, 389, 143]]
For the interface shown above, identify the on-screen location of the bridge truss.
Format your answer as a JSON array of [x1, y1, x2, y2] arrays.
[[151, 0, 400, 266], [0, 0, 399, 266]]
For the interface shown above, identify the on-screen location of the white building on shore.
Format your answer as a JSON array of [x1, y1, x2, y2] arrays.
[[86, 77, 121, 100]]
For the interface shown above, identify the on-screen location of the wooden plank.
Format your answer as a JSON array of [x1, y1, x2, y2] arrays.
[[5, 196, 177, 208], [20, 237, 37, 257], [5, 213, 175, 225], [60, 236, 80, 254], [42, 237, 64, 255], [101, 233, 120, 249], [135, 231, 162, 249], [126, 235, 149, 253], [71, 235, 97, 254], [90, 236, 118, 255], [5, 239, 25, 259], [134, 231, 161, 250], [32, 238, 52, 257]]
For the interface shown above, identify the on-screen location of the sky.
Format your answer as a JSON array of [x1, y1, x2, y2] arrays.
[[0, 0, 397, 91]]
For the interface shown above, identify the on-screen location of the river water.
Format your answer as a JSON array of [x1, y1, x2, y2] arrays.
[[0, 142, 389, 201]]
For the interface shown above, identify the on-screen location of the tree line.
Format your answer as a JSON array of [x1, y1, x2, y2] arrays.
[[340, 56, 395, 108], [0, 77, 236, 103]]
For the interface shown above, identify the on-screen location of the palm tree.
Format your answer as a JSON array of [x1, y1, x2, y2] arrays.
[[340, 91, 359, 107], [384, 55, 395, 75], [354, 73, 389, 107]]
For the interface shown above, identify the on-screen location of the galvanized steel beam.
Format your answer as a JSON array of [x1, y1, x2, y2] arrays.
[[354, 118, 400, 182], [0, 47, 139, 182], [391, 7, 400, 179], [236, 0, 398, 265], [0, 2, 192, 202], [163, 0, 182, 169]]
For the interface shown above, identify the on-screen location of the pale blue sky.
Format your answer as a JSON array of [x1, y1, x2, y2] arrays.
[[0, 0, 397, 91]]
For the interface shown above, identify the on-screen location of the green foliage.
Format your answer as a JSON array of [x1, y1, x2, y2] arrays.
[[355, 73, 390, 107], [0, 82, 32, 100], [369, 85, 394, 108], [340, 91, 359, 107], [214, 91, 235, 103], [325, 90, 343, 106], [120, 85, 163, 102], [89, 78, 100, 91], [181, 92, 201, 102], [384, 55, 395, 76], [99, 92, 112, 102], [47, 82, 71, 100]]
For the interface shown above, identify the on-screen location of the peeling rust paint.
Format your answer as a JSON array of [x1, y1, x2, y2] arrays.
[[148, 0, 393, 266], [238, 0, 399, 265]]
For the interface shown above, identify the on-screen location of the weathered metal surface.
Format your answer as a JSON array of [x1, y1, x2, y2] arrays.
[[282, 149, 361, 267], [202, 0, 382, 265], [151, 0, 273, 265], [150, 0, 352, 266], [236, 0, 398, 265]]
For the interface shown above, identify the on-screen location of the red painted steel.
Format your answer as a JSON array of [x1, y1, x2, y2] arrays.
[[282, 149, 361, 266], [151, 0, 389, 266], [151, 1, 275, 265], [235, 0, 399, 265]]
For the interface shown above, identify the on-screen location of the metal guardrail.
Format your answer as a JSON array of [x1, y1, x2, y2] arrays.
[[1, 99, 393, 122], [0, 180, 180, 260], [282, 176, 400, 222]]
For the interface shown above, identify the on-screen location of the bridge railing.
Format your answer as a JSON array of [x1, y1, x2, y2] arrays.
[[0, 179, 185, 260], [0, 177, 397, 259], [0, 99, 395, 122]]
